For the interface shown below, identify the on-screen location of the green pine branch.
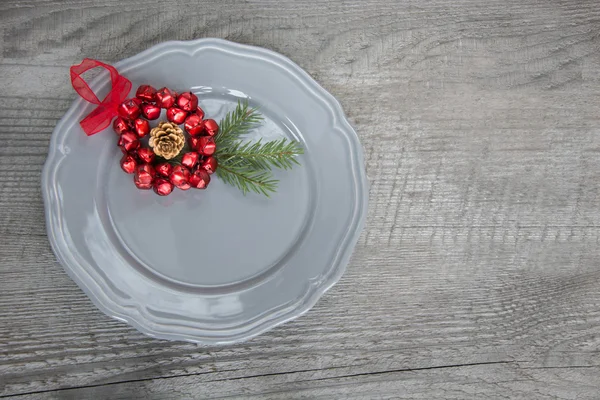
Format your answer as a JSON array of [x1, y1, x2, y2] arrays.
[[217, 138, 304, 171], [215, 100, 303, 196], [216, 164, 278, 197], [215, 100, 263, 149]]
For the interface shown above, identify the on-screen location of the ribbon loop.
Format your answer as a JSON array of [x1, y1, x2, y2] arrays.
[[70, 58, 132, 136]]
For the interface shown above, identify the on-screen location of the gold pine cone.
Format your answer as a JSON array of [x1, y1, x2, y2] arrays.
[[149, 121, 185, 159]]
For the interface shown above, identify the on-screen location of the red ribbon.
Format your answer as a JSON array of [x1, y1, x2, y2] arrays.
[[70, 58, 132, 136]]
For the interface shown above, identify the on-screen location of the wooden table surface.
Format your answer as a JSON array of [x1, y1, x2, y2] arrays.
[[2, 0, 600, 398]]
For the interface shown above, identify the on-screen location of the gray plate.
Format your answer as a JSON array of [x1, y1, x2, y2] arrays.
[[42, 38, 368, 344]]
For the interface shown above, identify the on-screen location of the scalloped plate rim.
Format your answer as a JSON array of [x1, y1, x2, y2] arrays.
[[42, 38, 368, 344]]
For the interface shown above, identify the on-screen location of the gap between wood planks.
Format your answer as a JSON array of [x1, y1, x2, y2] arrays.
[[0, 360, 525, 398]]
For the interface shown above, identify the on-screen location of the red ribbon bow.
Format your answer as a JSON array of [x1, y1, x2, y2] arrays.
[[70, 58, 132, 136]]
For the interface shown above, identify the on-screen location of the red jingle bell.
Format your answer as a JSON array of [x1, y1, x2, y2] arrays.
[[113, 117, 131, 135], [134, 164, 155, 190], [181, 152, 200, 169], [189, 136, 200, 150], [166, 107, 188, 124], [176, 92, 198, 112], [135, 85, 156, 102], [137, 147, 155, 164], [155, 87, 177, 108], [120, 154, 137, 174], [196, 106, 205, 120], [189, 168, 210, 189], [201, 156, 218, 174], [184, 113, 204, 136], [135, 85, 157, 102], [155, 162, 173, 178], [141, 103, 161, 120], [154, 178, 174, 196], [169, 165, 191, 190], [196, 136, 216, 156], [117, 98, 142, 120], [118, 131, 140, 152], [133, 118, 150, 138], [203, 119, 219, 136]]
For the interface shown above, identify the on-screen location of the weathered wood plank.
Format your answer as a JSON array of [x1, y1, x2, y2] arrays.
[[8, 364, 600, 399], [2, 0, 600, 398]]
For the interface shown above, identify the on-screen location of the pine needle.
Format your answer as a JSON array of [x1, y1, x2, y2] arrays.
[[215, 100, 263, 149], [216, 164, 278, 197], [215, 100, 303, 196], [217, 138, 304, 171]]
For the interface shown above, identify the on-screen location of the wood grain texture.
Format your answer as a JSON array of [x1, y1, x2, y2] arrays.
[[2, 0, 600, 398]]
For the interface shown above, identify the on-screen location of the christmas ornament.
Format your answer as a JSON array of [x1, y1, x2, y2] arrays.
[[113, 117, 131, 135], [195, 107, 205, 120], [155, 87, 176, 108], [70, 59, 304, 197], [201, 156, 218, 174], [189, 136, 200, 151], [120, 154, 137, 174], [184, 113, 204, 136], [118, 131, 140, 152], [181, 152, 200, 169], [166, 107, 187, 125], [135, 85, 157, 102], [155, 162, 173, 178], [141, 103, 161, 120], [137, 147, 155, 164], [189, 168, 210, 189], [196, 136, 216, 156], [169, 165, 191, 190], [134, 164, 155, 189], [133, 118, 150, 138], [149, 122, 185, 159], [203, 119, 219, 137], [176, 92, 198, 112], [154, 178, 174, 196], [118, 98, 142, 120]]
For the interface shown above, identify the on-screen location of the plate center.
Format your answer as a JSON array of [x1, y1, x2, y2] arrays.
[[104, 98, 312, 287]]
